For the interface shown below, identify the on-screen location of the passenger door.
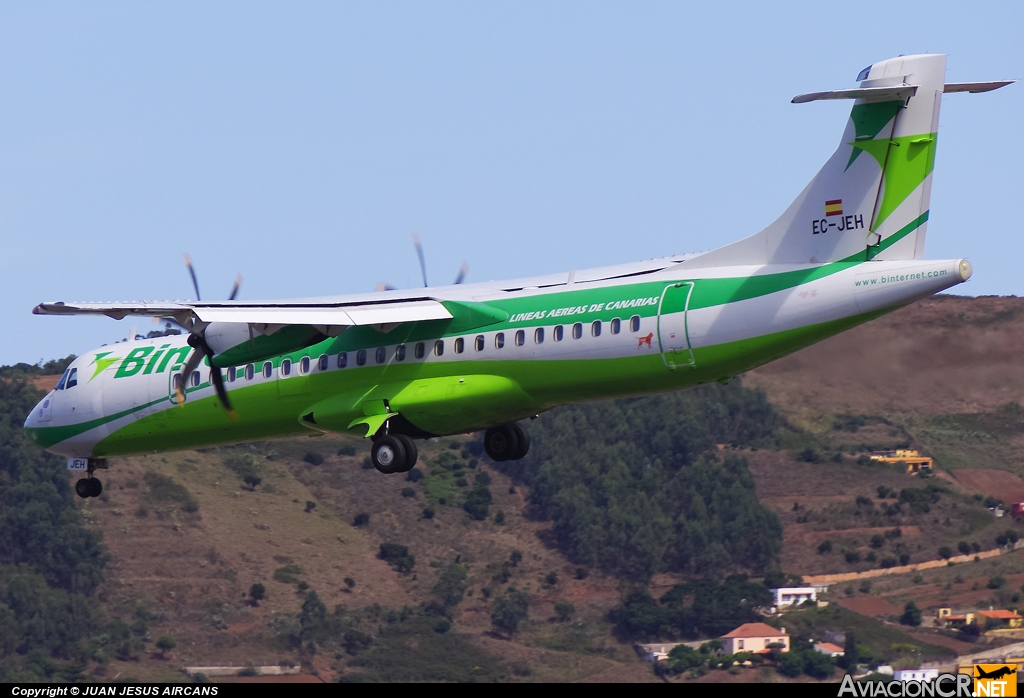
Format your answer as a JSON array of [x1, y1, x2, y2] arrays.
[[657, 282, 695, 369]]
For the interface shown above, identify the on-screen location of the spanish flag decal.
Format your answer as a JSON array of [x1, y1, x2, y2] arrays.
[[825, 199, 843, 217]]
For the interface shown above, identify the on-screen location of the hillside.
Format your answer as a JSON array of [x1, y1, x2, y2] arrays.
[[6, 294, 1024, 682]]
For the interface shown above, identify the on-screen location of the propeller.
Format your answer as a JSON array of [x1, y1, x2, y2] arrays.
[[377, 235, 469, 290], [175, 334, 237, 419], [174, 253, 243, 419]]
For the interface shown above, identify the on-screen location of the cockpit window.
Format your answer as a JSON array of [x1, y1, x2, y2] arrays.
[[55, 369, 69, 390], [66, 368, 78, 389]]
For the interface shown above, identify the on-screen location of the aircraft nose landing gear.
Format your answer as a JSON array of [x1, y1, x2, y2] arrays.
[[74, 476, 102, 499], [74, 459, 105, 498], [484, 423, 530, 461]]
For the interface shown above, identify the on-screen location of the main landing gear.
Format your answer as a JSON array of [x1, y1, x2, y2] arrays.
[[484, 423, 530, 462], [370, 434, 419, 474]]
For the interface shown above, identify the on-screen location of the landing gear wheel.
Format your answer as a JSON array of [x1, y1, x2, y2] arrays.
[[510, 423, 530, 460], [484, 425, 520, 462], [395, 435, 418, 473], [75, 478, 91, 499], [89, 477, 103, 498], [371, 435, 407, 474]]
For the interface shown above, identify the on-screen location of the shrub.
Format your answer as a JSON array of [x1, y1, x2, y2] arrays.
[[818, 540, 832, 555], [156, 636, 176, 653], [1007, 530, 1020, 544], [406, 468, 423, 483], [273, 564, 303, 584], [337, 444, 356, 456], [880, 558, 897, 569], [379, 543, 415, 574], [988, 576, 1006, 589], [899, 553, 911, 565], [870, 535, 884, 549], [575, 567, 589, 580], [249, 583, 265, 605], [510, 550, 523, 567], [545, 572, 558, 585], [491, 587, 531, 635], [353, 512, 370, 526], [797, 448, 821, 463], [422, 507, 435, 520], [554, 601, 575, 622], [303, 452, 324, 466], [243, 475, 261, 491], [401, 487, 416, 498], [845, 551, 861, 564], [463, 486, 493, 521], [494, 511, 505, 525], [304, 500, 316, 513], [183, 498, 200, 513], [958, 541, 971, 555], [938, 546, 953, 560], [864, 552, 876, 563]]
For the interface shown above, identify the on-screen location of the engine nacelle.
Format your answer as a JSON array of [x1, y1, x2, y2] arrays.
[[202, 322, 326, 367]]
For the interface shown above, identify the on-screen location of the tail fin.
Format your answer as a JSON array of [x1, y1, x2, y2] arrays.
[[691, 54, 951, 268]]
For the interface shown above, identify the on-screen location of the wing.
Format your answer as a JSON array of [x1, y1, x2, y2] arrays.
[[33, 297, 455, 333]]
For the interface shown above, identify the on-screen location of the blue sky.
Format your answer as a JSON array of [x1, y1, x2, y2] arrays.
[[1, 1, 1021, 364]]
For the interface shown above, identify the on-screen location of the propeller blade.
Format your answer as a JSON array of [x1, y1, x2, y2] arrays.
[[412, 233, 428, 287], [227, 273, 242, 301], [454, 261, 469, 285], [175, 340, 205, 407], [207, 356, 238, 420], [184, 254, 201, 301]]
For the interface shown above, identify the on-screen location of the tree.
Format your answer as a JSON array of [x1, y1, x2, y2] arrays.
[[249, 583, 265, 606], [243, 475, 261, 490], [900, 601, 922, 627], [554, 601, 575, 622], [665, 644, 703, 675], [155, 636, 176, 657], [957, 541, 971, 555], [491, 587, 531, 635], [938, 546, 953, 560], [842, 632, 858, 671], [818, 540, 833, 554]]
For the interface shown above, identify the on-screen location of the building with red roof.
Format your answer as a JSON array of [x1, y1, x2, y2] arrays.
[[720, 623, 790, 654]]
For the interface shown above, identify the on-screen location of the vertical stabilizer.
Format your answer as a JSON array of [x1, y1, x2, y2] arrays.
[[689, 54, 947, 268]]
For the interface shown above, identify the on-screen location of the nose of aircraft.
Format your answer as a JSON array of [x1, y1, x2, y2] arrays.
[[23, 393, 48, 438]]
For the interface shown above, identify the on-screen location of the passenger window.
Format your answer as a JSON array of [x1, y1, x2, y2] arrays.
[[282, 359, 292, 376], [172, 374, 184, 393], [610, 318, 621, 335], [263, 362, 273, 378], [495, 333, 505, 349], [631, 315, 641, 332], [592, 320, 602, 337], [376, 347, 386, 364], [455, 338, 464, 354], [535, 327, 544, 344], [572, 323, 583, 339], [300, 356, 310, 374], [396, 345, 406, 361], [191, 370, 201, 387], [228, 367, 236, 382], [434, 340, 444, 356], [515, 330, 525, 346], [66, 368, 78, 389], [318, 354, 328, 371], [553, 325, 563, 341], [356, 350, 367, 366], [475, 335, 484, 351], [415, 343, 425, 359], [338, 352, 348, 368], [55, 368, 69, 390], [245, 364, 254, 380]]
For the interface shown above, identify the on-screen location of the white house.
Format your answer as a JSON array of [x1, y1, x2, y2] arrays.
[[771, 587, 818, 608], [814, 642, 845, 657], [893, 668, 939, 681]]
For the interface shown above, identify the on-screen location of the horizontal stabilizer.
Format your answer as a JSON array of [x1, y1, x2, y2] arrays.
[[943, 80, 1015, 94], [792, 85, 918, 104]]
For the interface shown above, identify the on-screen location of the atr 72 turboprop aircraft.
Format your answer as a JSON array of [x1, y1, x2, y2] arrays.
[[25, 55, 1012, 499]]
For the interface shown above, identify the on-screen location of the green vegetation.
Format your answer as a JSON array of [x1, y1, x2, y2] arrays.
[[0, 373, 109, 680], [610, 575, 773, 641], [491, 587, 530, 636], [273, 564, 304, 584], [378, 543, 415, 574], [497, 380, 782, 580]]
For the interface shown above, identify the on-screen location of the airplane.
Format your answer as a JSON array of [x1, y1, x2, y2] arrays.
[[24, 54, 1012, 499], [975, 665, 1017, 681]]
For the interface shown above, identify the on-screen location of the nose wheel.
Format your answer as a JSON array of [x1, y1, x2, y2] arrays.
[[75, 477, 102, 499]]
